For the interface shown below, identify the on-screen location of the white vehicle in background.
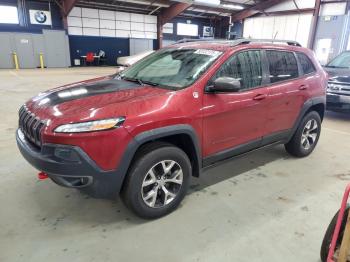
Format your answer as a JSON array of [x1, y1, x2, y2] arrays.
[[116, 50, 154, 71]]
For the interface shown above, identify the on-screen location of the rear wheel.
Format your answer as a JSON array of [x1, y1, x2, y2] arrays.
[[121, 143, 191, 219], [285, 111, 321, 157]]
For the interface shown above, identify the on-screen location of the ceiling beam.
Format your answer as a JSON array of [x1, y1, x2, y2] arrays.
[[157, 2, 191, 49], [158, 2, 192, 25], [62, 0, 79, 16], [308, 0, 321, 49], [231, 0, 290, 22]]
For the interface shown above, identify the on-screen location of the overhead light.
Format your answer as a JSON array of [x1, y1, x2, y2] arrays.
[[221, 3, 244, 10], [194, 0, 221, 6]]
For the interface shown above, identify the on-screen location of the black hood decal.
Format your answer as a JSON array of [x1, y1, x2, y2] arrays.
[[35, 79, 140, 106]]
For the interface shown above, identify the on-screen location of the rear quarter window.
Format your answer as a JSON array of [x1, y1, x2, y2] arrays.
[[296, 52, 316, 75]]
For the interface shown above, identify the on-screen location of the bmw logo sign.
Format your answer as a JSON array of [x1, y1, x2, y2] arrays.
[[34, 11, 47, 24]]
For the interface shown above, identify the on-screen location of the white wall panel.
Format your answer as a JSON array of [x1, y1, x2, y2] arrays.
[[99, 10, 115, 20], [145, 23, 157, 32], [251, 18, 263, 38], [131, 22, 144, 31], [145, 15, 157, 23], [115, 11, 130, 21], [67, 16, 82, 27], [285, 15, 299, 39], [100, 29, 115, 37], [100, 19, 115, 30], [82, 8, 99, 18], [321, 3, 347, 16], [68, 26, 82, 35], [82, 18, 99, 28], [131, 31, 145, 38], [116, 30, 130, 38], [265, 0, 315, 12], [296, 14, 313, 47], [145, 32, 157, 39], [243, 18, 253, 38], [67, 8, 157, 39], [273, 16, 287, 39], [244, 13, 313, 47], [261, 17, 274, 39], [296, 0, 315, 9], [131, 13, 144, 22], [115, 20, 130, 30], [69, 7, 81, 17], [83, 28, 99, 36], [163, 23, 173, 34]]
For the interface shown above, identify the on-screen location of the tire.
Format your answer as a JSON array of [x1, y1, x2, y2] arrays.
[[320, 207, 350, 262], [121, 142, 191, 219], [285, 111, 321, 157]]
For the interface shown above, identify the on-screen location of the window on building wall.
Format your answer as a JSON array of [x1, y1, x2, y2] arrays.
[[177, 23, 198, 36], [0, 5, 19, 24]]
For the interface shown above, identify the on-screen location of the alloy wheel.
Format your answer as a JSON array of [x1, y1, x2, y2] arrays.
[[141, 160, 183, 208], [301, 119, 318, 150]]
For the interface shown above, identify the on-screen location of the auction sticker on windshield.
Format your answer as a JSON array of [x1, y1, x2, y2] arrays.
[[194, 49, 222, 56]]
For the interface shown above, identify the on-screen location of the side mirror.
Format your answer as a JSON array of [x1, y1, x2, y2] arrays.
[[206, 77, 241, 93]]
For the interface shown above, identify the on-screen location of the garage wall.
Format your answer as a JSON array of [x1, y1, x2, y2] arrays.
[[67, 7, 157, 40], [0, 0, 63, 33], [0, 30, 70, 69], [243, 13, 313, 47]]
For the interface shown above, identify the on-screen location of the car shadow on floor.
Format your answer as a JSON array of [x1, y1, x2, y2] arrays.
[[29, 145, 289, 226], [188, 144, 290, 194]]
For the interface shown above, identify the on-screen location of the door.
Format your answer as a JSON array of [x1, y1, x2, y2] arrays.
[[14, 33, 36, 69], [0, 33, 13, 69], [43, 30, 69, 68], [264, 50, 309, 136], [202, 50, 269, 160]]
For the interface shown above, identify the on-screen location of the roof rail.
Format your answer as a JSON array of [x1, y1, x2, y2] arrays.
[[234, 38, 302, 47], [172, 38, 302, 47], [174, 38, 226, 44]]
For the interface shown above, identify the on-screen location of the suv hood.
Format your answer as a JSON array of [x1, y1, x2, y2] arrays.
[[26, 76, 169, 122], [324, 66, 350, 84]]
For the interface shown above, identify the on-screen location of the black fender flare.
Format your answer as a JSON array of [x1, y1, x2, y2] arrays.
[[287, 96, 326, 142], [116, 124, 202, 193]]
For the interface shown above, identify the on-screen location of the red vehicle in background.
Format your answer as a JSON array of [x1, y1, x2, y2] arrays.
[[16, 39, 327, 218]]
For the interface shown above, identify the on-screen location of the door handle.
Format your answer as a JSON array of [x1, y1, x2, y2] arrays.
[[253, 94, 267, 101], [299, 85, 308, 90]]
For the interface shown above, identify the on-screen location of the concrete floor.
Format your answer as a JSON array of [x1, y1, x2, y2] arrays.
[[1, 67, 350, 262]]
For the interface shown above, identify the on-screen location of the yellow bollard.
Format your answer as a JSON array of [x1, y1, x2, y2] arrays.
[[39, 52, 44, 69], [13, 52, 19, 70]]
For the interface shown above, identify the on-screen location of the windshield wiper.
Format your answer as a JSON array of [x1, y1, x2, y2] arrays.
[[325, 65, 349, 69], [121, 76, 145, 86], [122, 76, 160, 87]]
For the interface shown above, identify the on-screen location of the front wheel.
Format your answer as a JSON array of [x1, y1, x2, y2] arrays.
[[285, 111, 321, 157], [121, 143, 191, 219]]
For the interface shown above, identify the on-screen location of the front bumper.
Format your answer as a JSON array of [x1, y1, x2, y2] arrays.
[[16, 129, 124, 199], [327, 93, 350, 112]]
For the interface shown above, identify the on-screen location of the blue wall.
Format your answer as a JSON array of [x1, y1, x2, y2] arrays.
[[0, 0, 64, 33], [69, 35, 130, 66]]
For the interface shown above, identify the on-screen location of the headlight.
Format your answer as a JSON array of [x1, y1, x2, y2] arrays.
[[54, 117, 125, 133]]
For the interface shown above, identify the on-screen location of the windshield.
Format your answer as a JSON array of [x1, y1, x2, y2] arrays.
[[119, 48, 222, 90], [327, 51, 350, 68]]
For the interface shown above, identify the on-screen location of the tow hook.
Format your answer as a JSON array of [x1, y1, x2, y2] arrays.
[[38, 172, 49, 180]]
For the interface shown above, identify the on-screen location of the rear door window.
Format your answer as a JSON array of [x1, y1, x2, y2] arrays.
[[266, 50, 299, 84], [296, 53, 316, 75]]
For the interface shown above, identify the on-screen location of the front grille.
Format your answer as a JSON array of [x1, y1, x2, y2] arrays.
[[18, 105, 45, 148]]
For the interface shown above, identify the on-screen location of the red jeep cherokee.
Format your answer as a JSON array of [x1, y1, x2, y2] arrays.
[[17, 39, 327, 218]]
